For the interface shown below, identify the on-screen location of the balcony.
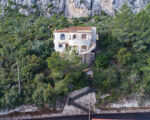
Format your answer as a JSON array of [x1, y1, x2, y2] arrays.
[[69, 39, 91, 46]]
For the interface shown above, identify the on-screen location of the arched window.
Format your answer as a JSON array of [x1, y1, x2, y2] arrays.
[[82, 45, 87, 49], [73, 34, 77, 39], [60, 34, 65, 40], [82, 34, 86, 39]]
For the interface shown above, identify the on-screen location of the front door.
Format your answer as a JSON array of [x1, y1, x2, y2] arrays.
[[66, 44, 69, 49]]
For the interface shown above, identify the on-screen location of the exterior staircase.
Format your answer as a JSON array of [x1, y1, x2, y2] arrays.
[[67, 88, 95, 114], [64, 84, 96, 114], [63, 70, 97, 115]]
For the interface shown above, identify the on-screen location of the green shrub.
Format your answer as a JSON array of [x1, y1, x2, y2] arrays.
[[47, 3, 53, 8], [95, 54, 109, 68]]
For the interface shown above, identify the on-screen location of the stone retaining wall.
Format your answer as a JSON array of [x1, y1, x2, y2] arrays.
[[63, 87, 99, 115]]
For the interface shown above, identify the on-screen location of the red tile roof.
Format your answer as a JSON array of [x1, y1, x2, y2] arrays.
[[54, 26, 92, 33]]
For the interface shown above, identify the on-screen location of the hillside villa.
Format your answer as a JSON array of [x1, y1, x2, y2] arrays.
[[53, 26, 97, 65]]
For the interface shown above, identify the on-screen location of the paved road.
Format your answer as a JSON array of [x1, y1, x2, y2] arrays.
[[34, 112, 150, 120]]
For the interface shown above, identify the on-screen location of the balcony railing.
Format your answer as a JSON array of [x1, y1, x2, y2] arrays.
[[69, 39, 91, 45]]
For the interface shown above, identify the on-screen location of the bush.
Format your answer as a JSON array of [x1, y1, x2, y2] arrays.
[[47, 3, 53, 8], [95, 54, 109, 68], [93, 67, 119, 93]]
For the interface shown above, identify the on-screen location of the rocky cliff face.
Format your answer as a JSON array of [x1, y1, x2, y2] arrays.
[[0, 0, 150, 17]]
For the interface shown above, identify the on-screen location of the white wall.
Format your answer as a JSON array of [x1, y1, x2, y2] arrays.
[[69, 33, 91, 49], [91, 27, 96, 41], [54, 33, 70, 43], [53, 30, 96, 54], [54, 43, 66, 52]]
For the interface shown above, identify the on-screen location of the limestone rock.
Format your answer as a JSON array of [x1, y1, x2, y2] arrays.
[[0, 0, 150, 17], [0, 105, 38, 116]]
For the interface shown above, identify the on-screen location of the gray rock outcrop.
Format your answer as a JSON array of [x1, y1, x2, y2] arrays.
[[0, 0, 150, 17]]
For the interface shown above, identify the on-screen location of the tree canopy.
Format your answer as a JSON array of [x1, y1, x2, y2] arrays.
[[1, 4, 150, 109]]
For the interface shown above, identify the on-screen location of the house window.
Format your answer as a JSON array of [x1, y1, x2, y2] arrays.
[[73, 34, 77, 39], [60, 34, 65, 40], [82, 34, 86, 39], [59, 44, 63, 48], [82, 45, 87, 49], [53, 34, 55, 40]]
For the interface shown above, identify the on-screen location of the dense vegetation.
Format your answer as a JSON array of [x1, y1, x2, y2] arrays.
[[94, 4, 150, 105], [1, 4, 150, 109], [0, 8, 87, 108]]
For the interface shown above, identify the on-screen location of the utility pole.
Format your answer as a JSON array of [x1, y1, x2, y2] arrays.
[[17, 64, 21, 94], [89, 90, 91, 120], [89, 102, 91, 120]]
